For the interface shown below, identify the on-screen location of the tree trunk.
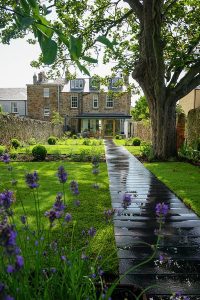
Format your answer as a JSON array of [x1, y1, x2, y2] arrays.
[[149, 99, 177, 160]]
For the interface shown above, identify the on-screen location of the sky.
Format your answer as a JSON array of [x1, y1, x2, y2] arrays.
[[0, 38, 139, 105]]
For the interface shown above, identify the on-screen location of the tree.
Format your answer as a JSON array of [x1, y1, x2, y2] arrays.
[[1, 0, 200, 159], [131, 96, 149, 121]]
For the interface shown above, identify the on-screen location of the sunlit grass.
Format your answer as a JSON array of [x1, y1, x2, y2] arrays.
[[145, 162, 200, 216]]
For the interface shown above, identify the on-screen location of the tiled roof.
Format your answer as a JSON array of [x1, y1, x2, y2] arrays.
[[0, 88, 27, 101]]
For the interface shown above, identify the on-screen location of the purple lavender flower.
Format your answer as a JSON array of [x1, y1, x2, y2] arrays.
[[74, 200, 80, 207], [88, 227, 96, 237], [25, 171, 39, 189], [5, 295, 14, 300], [1, 153, 10, 164], [92, 169, 99, 175], [20, 215, 27, 225], [57, 166, 67, 183], [0, 190, 14, 209], [50, 267, 57, 273], [15, 255, 24, 270], [61, 255, 66, 261], [0, 282, 5, 292], [7, 265, 15, 273], [98, 267, 104, 276], [81, 253, 88, 260], [64, 213, 72, 223], [70, 180, 78, 193], [53, 193, 66, 211], [104, 209, 115, 221], [156, 202, 169, 217], [122, 193, 132, 209], [44, 210, 62, 225], [0, 225, 17, 254]]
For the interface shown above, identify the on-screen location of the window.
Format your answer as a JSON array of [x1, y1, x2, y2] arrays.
[[71, 95, 78, 108], [106, 95, 113, 108], [90, 78, 100, 90], [93, 95, 99, 108], [109, 78, 123, 89], [71, 79, 84, 89], [44, 108, 50, 116], [44, 88, 50, 98], [11, 102, 18, 113]]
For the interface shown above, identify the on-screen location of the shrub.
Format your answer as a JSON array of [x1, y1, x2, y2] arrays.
[[132, 137, 141, 146], [72, 134, 78, 139], [32, 145, 47, 160], [141, 142, 154, 161], [48, 136, 57, 145], [115, 135, 120, 139], [83, 138, 91, 145], [11, 138, 20, 149], [0, 146, 4, 156]]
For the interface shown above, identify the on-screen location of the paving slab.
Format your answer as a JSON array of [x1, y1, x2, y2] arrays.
[[105, 139, 200, 298]]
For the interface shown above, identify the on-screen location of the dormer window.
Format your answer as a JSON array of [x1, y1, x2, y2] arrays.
[[90, 78, 100, 90], [109, 78, 123, 90], [71, 79, 84, 90]]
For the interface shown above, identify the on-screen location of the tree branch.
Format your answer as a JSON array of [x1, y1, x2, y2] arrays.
[[104, 9, 134, 36], [123, 0, 143, 20], [170, 61, 200, 101]]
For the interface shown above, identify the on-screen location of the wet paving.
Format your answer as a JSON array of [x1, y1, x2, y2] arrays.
[[105, 139, 200, 299]]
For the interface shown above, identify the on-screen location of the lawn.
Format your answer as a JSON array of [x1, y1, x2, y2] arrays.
[[0, 161, 118, 273], [113, 139, 143, 156], [145, 162, 200, 216]]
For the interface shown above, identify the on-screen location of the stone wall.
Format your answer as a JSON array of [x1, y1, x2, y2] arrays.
[[132, 120, 152, 142], [0, 114, 63, 145], [187, 107, 200, 145]]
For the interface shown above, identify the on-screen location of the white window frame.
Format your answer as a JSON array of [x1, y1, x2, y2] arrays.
[[93, 94, 99, 108], [44, 108, 50, 116], [71, 95, 78, 108], [43, 88, 50, 98], [11, 102, 18, 113], [106, 95, 113, 108], [71, 79, 83, 89], [110, 78, 123, 89]]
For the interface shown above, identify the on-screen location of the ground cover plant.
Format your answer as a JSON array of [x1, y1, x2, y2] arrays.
[[145, 162, 200, 216]]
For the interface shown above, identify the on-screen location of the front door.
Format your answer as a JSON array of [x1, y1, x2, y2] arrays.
[[104, 120, 114, 137]]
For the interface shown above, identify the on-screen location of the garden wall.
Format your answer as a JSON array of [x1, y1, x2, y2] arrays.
[[132, 120, 152, 142], [0, 114, 63, 145], [187, 107, 200, 145]]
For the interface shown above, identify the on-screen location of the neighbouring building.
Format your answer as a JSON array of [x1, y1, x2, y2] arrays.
[[27, 72, 132, 137], [179, 85, 200, 115], [0, 88, 27, 116]]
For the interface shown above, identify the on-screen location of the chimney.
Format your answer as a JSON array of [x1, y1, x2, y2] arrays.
[[33, 73, 37, 84], [38, 71, 46, 84]]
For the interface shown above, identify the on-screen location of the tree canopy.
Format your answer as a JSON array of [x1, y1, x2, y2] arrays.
[[1, 0, 200, 159], [131, 96, 149, 121]]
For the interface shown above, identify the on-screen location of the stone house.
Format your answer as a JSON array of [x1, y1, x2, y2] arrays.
[[0, 88, 27, 116], [179, 85, 200, 115], [27, 73, 131, 137]]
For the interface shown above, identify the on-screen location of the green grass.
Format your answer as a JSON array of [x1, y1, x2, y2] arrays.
[[145, 162, 200, 216], [0, 161, 118, 273], [113, 139, 142, 156], [16, 144, 105, 156]]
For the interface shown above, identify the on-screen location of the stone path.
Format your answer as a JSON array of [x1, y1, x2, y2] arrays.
[[105, 139, 200, 299]]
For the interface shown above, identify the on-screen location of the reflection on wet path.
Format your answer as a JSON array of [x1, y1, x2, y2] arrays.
[[105, 139, 200, 299]]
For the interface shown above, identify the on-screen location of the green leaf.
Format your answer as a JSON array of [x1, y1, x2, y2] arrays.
[[20, 0, 30, 13], [27, 0, 37, 9], [69, 35, 83, 59], [96, 36, 114, 51], [58, 34, 70, 47], [76, 61, 90, 76], [35, 23, 53, 38], [82, 56, 98, 63], [40, 37, 57, 65], [20, 17, 34, 27]]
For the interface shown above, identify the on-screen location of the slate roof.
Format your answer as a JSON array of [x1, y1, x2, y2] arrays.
[[0, 88, 27, 101]]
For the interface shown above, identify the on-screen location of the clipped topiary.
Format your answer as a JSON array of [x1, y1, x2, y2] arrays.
[[32, 145, 47, 161], [132, 137, 141, 146], [11, 138, 20, 149], [48, 136, 57, 145], [115, 135, 120, 140]]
